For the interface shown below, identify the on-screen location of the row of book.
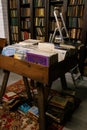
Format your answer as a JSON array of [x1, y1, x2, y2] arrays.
[[21, 18, 31, 29], [10, 10, 17, 17], [21, 8, 31, 17], [21, 31, 31, 40], [9, 0, 17, 9], [10, 26, 18, 33], [68, 28, 81, 39], [35, 8, 45, 17], [34, 0, 45, 7], [21, 0, 31, 4], [68, 17, 82, 28], [35, 18, 45, 26], [11, 33, 19, 42], [69, 0, 85, 5], [11, 17, 18, 26], [67, 6, 84, 17]]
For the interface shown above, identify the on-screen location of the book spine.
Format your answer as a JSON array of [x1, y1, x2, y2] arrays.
[[46, 112, 61, 123]]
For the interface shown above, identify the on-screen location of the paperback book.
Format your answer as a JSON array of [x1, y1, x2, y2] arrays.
[[18, 103, 31, 114]]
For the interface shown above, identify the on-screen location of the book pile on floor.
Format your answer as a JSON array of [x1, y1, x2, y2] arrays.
[[0, 80, 81, 130], [0, 80, 39, 130], [46, 88, 81, 127]]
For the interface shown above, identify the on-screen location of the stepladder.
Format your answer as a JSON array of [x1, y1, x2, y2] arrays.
[[49, 7, 69, 43]]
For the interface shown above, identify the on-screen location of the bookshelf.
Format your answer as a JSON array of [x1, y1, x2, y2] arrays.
[[20, 0, 33, 41], [7, 0, 33, 44], [33, 0, 47, 42], [66, 0, 85, 43], [47, 0, 64, 42], [7, 0, 87, 45], [65, 0, 87, 75], [46, 0, 68, 43], [7, 0, 20, 44]]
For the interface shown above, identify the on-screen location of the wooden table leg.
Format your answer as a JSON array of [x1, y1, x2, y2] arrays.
[[37, 83, 46, 130], [23, 76, 33, 101], [0, 70, 10, 103], [44, 83, 52, 106], [60, 74, 67, 89]]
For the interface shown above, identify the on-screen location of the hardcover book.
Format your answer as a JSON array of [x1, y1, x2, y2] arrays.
[[46, 105, 65, 123], [3, 91, 18, 103], [49, 95, 68, 109]]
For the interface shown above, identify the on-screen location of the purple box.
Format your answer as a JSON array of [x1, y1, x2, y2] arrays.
[[26, 52, 58, 66]]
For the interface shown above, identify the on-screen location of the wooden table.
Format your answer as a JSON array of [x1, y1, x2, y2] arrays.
[[0, 53, 78, 130]]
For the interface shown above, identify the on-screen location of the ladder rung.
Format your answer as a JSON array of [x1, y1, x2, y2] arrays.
[[70, 64, 82, 87]]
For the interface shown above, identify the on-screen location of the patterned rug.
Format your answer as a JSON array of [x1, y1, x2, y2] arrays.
[[0, 80, 64, 130], [0, 80, 39, 130]]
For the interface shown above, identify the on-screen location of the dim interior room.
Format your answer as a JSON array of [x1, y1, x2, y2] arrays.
[[0, 0, 87, 130]]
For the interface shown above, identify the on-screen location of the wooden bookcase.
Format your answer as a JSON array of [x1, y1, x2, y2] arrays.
[[33, 0, 47, 42], [7, 0, 33, 44], [7, 0, 87, 46], [66, 0, 85, 43], [65, 0, 87, 75], [7, 0, 20, 44], [47, 0, 65, 43], [20, 0, 33, 41]]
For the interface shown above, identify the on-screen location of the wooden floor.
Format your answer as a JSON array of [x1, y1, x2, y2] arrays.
[[0, 69, 87, 130]]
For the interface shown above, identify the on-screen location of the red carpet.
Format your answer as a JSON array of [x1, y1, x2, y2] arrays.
[[0, 80, 39, 130], [0, 80, 64, 130]]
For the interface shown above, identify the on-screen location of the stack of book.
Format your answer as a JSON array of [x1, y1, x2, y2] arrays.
[[46, 95, 68, 124], [3, 91, 18, 103], [46, 89, 76, 124], [18, 104, 39, 120]]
